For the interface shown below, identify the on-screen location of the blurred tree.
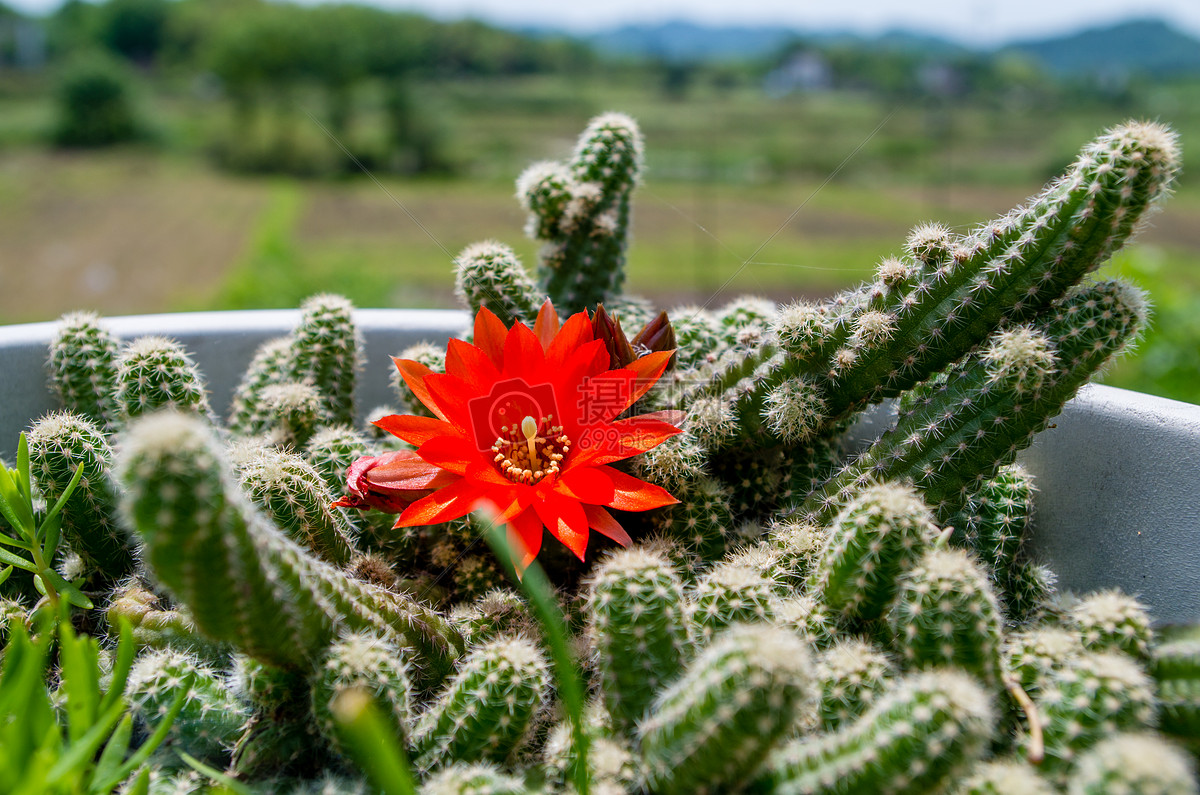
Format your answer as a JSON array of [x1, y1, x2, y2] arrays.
[[51, 50, 141, 147], [98, 0, 169, 65]]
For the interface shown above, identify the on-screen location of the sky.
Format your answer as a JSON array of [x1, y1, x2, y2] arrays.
[[8, 0, 1200, 47]]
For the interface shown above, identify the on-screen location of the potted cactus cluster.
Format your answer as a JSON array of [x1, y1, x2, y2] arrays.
[[1, 113, 1198, 794]]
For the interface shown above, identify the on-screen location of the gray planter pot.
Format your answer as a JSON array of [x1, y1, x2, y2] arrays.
[[1, 310, 1197, 624]]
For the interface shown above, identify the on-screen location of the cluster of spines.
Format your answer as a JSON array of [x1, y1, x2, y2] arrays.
[[116, 410, 464, 683], [1068, 732, 1198, 795], [585, 547, 689, 733], [453, 240, 545, 328], [46, 310, 121, 429], [813, 638, 894, 731], [760, 670, 996, 795], [26, 410, 134, 577], [517, 112, 643, 312], [114, 336, 212, 422], [687, 561, 776, 644], [309, 632, 412, 759], [681, 121, 1178, 452], [638, 623, 813, 795], [410, 636, 550, 773]]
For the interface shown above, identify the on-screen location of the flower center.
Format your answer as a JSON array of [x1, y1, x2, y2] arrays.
[[492, 414, 570, 484]]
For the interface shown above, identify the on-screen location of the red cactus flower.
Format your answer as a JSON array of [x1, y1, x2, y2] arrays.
[[358, 301, 682, 571]]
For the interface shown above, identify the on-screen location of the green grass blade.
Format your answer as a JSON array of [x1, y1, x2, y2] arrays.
[[330, 688, 416, 795]]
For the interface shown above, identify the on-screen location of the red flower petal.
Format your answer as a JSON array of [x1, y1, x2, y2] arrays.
[[507, 508, 544, 573], [503, 321, 548, 385], [395, 478, 483, 526], [623, 350, 675, 405], [534, 489, 591, 560], [545, 312, 595, 367], [533, 299, 561, 349], [572, 413, 684, 467], [474, 307, 508, 368], [392, 357, 449, 422], [416, 435, 481, 476], [595, 464, 680, 511], [554, 465, 615, 504], [445, 338, 501, 393], [583, 504, 633, 547], [373, 414, 461, 448]]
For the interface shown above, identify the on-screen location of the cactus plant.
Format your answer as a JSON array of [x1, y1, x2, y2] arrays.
[[4, 116, 1194, 795]]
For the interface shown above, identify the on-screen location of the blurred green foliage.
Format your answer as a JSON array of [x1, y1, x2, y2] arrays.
[[51, 51, 142, 147]]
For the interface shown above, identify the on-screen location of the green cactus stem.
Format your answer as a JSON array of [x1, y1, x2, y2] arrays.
[[639, 623, 813, 795], [760, 670, 996, 795], [1151, 638, 1200, 743], [454, 241, 545, 328], [228, 336, 292, 437], [287, 294, 362, 427], [954, 759, 1057, 795], [310, 632, 412, 759], [234, 446, 357, 567], [805, 279, 1148, 524], [114, 336, 211, 422], [586, 546, 689, 734], [27, 411, 134, 578], [1069, 588, 1155, 662], [687, 562, 776, 645], [47, 311, 121, 430], [886, 547, 1006, 688], [807, 482, 941, 626], [813, 638, 895, 732], [411, 636, 550, 773], [687, 121, 1179, 449], [520, 112, 643, 312], [1067, 732, 1198, 795], [116, 411, 464, 683]]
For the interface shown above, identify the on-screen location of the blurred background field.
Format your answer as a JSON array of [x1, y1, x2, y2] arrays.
[[0, 0, 1198, 401]]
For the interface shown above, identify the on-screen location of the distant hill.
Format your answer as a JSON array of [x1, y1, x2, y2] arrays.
[[541, 17, 1200, 78], [1004, 19, 1200, 77], [576, 20, 968, 61]]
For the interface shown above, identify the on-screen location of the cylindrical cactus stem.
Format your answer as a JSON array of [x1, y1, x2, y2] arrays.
[[454, 240, 545, 328], [233, 446, 357, 567], [1003, 559, 1058, 625], [1151, 638, 1200, 742], [228, 654, 311, 722], [305, 424, 371, 495], [805, 279, 1148, 524], [257, 381, 329, 450], [639, 624, 813, 795], [228, 336, 292, 436], [585, 547, 689, 734], [953, 759, 1057, 795], [125, 648, 250, 765], [1067, 732, 1198, 795], [1036, 650, 1158, 775], [949, 463, 1034, 571], [411, 636, 551, 773], [772, 594, 838, 650], [106, 581, 228, 659], [449, 553, 506, 602], [449, 589, 537, 649], [813, 638, 895, 732], [47, 311, 120, 430], [523, 113, 643, 312], [652, 473, 737, 560], [114, 336, 212, 422], [687, 122, 1178, 449], [760, 670, 997, 795], [115, 411, 464, 683], [310, 632, 412, 758], [287, 293, 362, 427], [807, 482, 941, 626], [26, 411, 134, 577], [418, 762, 533, 795], [886, 548, 1006, 688], [687, 562, 776, 645], [762, 519, 828, 593], [1068, 588, 1155, 662], [1003, 626, 1085, 697]]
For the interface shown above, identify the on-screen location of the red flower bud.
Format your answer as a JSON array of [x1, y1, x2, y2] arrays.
[[331, 450, 457, 514], [591, 303, 638, 369], [632, 311, 677, 370]]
